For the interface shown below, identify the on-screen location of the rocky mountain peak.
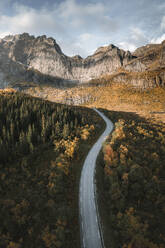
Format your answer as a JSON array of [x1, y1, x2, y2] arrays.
[[0, 32, 165, 88], [161, 40, 165, 47], [2, 33, 63, 54], [72, 55, 83, 60], [0, 33, 134, 82], [132, 43, 161, 58], [94, 44, 116, 55]]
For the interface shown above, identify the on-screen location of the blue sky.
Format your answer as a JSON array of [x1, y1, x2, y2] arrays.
[[0, 0, 165, 57]]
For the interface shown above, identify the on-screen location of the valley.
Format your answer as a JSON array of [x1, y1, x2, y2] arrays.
[[0, 32, 165, 248], [0, 90, 105, 248], [22, 79, 165, 248]]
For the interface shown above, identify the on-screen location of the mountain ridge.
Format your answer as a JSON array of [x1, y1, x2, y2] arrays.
[[0, 32, 165, 88]]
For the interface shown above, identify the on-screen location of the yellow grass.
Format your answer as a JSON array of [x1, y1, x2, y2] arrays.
[[24, 82, 165, 122]]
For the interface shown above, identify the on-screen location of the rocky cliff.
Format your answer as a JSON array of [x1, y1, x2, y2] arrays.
[[0, 32, 165, 88], [0, 33, 133, 85], [115, 40, 165, 88]]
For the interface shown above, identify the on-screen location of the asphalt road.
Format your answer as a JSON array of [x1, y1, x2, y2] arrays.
[[79, 108, 114, 248]]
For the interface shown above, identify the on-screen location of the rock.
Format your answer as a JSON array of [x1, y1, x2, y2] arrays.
[[0, 33, 134, 84], [125, 59, 147, 72], [0, 32, 165, 88]]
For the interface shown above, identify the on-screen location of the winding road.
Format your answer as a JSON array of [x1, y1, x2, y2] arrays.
[[79, 108, 114, 248]]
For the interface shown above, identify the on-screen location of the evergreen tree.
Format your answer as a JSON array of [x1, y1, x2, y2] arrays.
[[63, 124, 69, 139]]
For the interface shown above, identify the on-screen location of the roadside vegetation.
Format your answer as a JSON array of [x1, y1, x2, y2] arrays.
[[0, 90, 104, 248], [97, 110, 165, 248], [78, 76, 165, 248]]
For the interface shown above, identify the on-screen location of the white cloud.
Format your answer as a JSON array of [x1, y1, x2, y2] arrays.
[[0, 0, 118, 57], [151, 33, 165, 44], [161, 16, 165, 30], [0, 5, 61, 35], [75, 33, 101, 55], [2, 0, 117, 36], [0, 32, 11, 38], [60, 33, 111, 57], [118, 41, 137, 52], [117, 27, 148, 52], [130, 27, 148, 44], [57, 0, 117, 32]]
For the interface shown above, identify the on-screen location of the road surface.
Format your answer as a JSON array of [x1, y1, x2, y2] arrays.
[[79, 108, 114, 248]]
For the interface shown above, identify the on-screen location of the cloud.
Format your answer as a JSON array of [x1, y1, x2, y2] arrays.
[[0, 0, 118, 36], [0, 0, 12, 12], [75, 33, 109, 55], [1, 0, 164, 57], [0, 0, 119, 57], [161, 16, 165, 30], [157, 2, 165, 11], [60, 33, 111, 57], [130, 27, 148, 44], [0, 5, 63, 35], [118, 41, 137, 52], [117, 27, 149, 52], [151, 33, 165, 44], [0, 32, 11, 38], [57, 0, 118, 33]]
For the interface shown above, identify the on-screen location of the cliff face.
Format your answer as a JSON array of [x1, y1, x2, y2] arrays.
[[0, 33, 133, 84], [125, 41, 165, 72], [0, 32, 165, 88], [117, 41, 165, 88], [72, 45, 133, 81]]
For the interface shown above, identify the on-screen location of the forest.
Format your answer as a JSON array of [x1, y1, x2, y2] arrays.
[[97, 110, 165, 248], [0, 90, 103, 248]]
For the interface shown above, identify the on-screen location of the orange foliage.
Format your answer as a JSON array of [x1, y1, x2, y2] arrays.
[[0, 88, 16, 94]]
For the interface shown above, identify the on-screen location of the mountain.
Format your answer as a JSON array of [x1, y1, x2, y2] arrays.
[[0, 32, 165, 88], [97, 40, 165, 88], [0, 33, 133, 85]]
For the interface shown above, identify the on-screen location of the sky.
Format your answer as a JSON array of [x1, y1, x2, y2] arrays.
[[0, 0, 165, 57]]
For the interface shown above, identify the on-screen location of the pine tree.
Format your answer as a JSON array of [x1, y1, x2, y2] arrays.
[[55, 121, 61, 138], [63, 124, 69, 139]]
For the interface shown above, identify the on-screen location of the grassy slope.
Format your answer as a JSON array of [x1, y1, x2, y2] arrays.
[[24, 83, 165, 122]]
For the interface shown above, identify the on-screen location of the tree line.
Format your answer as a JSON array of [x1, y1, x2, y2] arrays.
[[0, 91, 100, 248], [99, 110, 165, 248], [0, 92, 86, 164]]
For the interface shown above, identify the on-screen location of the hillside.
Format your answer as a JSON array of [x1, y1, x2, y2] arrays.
[[23, 79, 165, 248], [0, 90, 104, 248], [97, 110, 165, 248], [23, 81, 165, 122]]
